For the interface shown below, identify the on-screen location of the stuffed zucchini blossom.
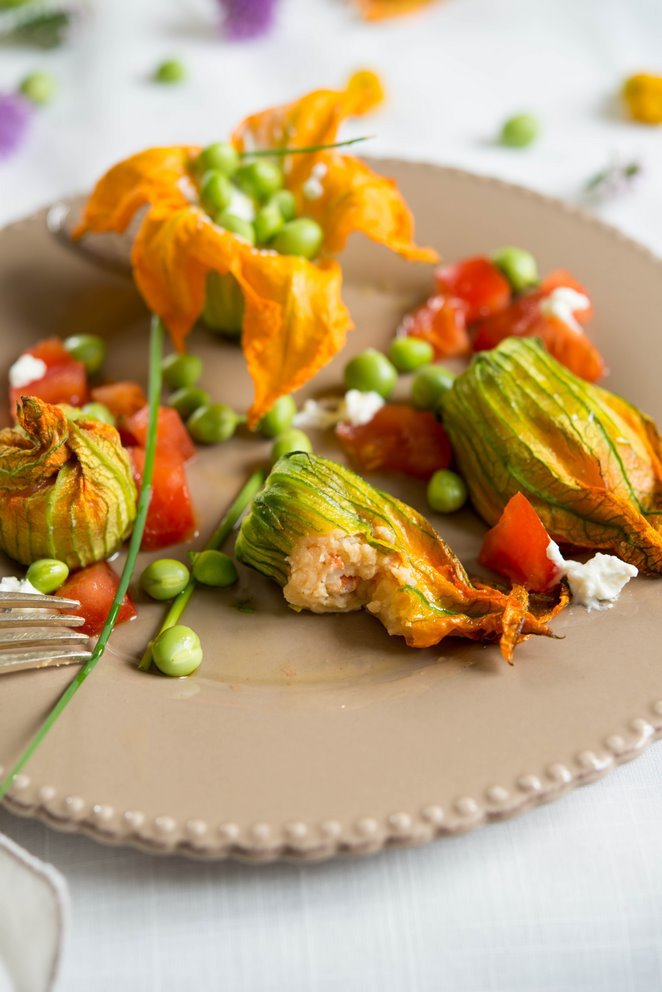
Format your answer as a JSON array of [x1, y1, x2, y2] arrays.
[[235, 453, 566, 663], [0, 397, 137, 569], [441, 337, 662, 574], [73, 72, 437, 427]]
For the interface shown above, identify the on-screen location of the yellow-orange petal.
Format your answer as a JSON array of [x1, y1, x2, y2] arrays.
[[355, 0, 438, 20], [298, 152, 438, 263], [73, 146, 197, 238], [232, 71, 386, 188]]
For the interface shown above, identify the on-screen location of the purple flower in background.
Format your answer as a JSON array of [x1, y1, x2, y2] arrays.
[[217, 0, 279, 40], [0, 93, 33, 159]]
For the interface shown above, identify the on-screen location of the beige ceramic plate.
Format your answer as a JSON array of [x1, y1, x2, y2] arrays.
[[1, 161, 661, 862]]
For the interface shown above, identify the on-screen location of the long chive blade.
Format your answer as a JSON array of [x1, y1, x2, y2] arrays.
[[0, 316, 165, 802], [240, 135, 374, 159], [138, 468, 265, 672]]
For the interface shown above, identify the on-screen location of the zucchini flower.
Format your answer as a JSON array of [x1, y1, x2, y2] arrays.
[[235, 453, 564, 663], [441, 338, 662, 574], [0, 397, 137, 569], [73, 73, 436, 427]]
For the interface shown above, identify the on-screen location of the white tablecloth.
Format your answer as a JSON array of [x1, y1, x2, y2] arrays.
[[1, 1, 661, 989]]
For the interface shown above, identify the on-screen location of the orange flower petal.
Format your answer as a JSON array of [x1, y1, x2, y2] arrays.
[[299, 152, 438, 263], [73, 146, 196, 238], [355, 0, 438, 20], [232, 71, 385, 187], [131, 207, 352, 425]]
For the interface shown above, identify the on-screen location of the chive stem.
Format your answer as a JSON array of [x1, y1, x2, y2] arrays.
[[0, 316, 165, 803], [239, 135, 373, 159], [137, 468, 265, 672]]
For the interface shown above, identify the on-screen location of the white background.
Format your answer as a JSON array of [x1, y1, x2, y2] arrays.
[[1, 0, 662, 989]]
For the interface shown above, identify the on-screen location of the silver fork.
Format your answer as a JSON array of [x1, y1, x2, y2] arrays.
[[0, 591, 91, 675]]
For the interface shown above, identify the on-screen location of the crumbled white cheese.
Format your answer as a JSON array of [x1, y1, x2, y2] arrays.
[[0, 576, 42, 596], [546, 541, 637, 611], [8, 354, 47, 389], [226, 188, 255, 222], [177, 176, 198, 203], [293, 390, 385, 430], [539, 287, 590, 334]]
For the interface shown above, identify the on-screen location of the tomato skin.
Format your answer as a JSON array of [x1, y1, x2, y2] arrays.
[[336, 404, 452, 480], [435, 257, 511, 323], [9, 337, 88, 415], [124, 405, 196, 462], [90, 381, 147, 419], [398, 295, 470, 359], [58, 561, 136, 636], [479, 492, 560, 593], [129, 447, 196, 550]]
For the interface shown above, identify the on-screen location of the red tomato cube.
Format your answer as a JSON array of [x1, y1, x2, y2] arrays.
[[90, 381, 147, 419], [58, 561, 137, 637], [129, 447, 196, 550], [10, 363, 88, 416], [479, 492, 561, 593], [435, 257, 511, 324], [398, 295, 470, 359], [336, 404, 452, 480], [124, 405, 196, 462]]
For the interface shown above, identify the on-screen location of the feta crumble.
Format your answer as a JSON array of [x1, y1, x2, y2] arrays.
[[293, 390, 385, 430], [546, 541, 638, 610], [0, 576, 42, 597], [539, 287, 591, 335], [8, 354, 47, 389]]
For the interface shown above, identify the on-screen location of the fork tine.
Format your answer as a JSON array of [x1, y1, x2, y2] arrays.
[[0, 592, 81, 609], [0, 628, 89, 648], [0, 648, 92, 674], [0, 612, 86, 629]]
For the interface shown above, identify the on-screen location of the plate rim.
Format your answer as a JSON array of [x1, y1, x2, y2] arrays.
[[1, 160, 661, 862]]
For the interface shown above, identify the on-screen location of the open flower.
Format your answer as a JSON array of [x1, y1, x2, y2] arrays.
[[0, 397, 137, 569], [74, 73, 437, 426]]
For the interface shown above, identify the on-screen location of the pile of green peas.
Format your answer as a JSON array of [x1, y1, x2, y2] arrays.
[[193, 142, 324, 259], [162, 351, 244, 445]]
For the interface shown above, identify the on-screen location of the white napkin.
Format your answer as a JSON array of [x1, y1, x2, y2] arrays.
[[0, 834, 68, 992]]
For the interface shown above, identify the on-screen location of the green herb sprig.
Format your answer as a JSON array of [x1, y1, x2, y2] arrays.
[[239, 135, 373, 159], [138, 468, 265, 671], [0, 316, 165, 803]]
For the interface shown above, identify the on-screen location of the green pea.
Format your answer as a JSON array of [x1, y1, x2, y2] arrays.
[[271, 429, 313, 464], [426, 469, 468, 514], [26, 558, 69, 594], [269, 189, 296, 221], [411, 364, 456, 410], [273, 218, 323, 260], [152, 625, 202, 677], [79, 402, 116, 426], [500, 113, 539, 148], [168, 386, 210, 419], [191, 549, 238, 587], [200, 170, 233, 214], [344, 349, 398, 399], [492, 246, 539, 293], [387, 337, 434, 373], [63, 334, 106, 376], [194, 142, 239, 178], [19, 71, 56, 105], [161, 352, 203, 390], [153, 58, 186, 84], [216, 212, 256, 245], [254, 204, 285, 245], [235, 160, 283, 200], [257, 395, 297, 437], [187, 403, 241, 444], [140, 559, 190, 601]]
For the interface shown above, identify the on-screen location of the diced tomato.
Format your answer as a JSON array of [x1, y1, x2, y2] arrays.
[[398, 295, 470, 359], [129, 447, 196, 550], [435, 257, 511, 323], [57, 561, 137, 637], [123, 405, 196, 462], [479, 492, 561, 593], [336, 404, 452, 480], [10, 362, 88, 415], [90, 381, 147, 419], [540, 270, 594, 324], [27, 337, 73, 368]]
